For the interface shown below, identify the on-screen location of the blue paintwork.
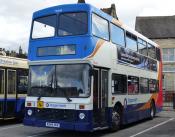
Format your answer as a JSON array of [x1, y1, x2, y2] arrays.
[[24, 108, 94, 132], [28, 3, 114, 62], [24, 101, 159, 131], [0, 97, 25, 118], [16, 98, 25, 113], [32, 4, 113, 22], [108, 102, 161, 128], [28, 36, 98, 61]]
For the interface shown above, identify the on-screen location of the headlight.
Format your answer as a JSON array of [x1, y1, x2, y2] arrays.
[[27, 109, 33, 116], [79, 113, 85, 120]]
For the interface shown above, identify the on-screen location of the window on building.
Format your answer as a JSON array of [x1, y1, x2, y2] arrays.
[[92, 13, 109, 40], [111, 23, 125, 47], [162, 48, 175, 61], [163, 73, 175, 92], [148, 43, 156, 59], [126, 32, 138, 52], [112, 74, 127, 94], [128, 76, 139, 94], [138, 38, 147, 56], [140, 78, 149, 93], [163, 64, 175, 72]]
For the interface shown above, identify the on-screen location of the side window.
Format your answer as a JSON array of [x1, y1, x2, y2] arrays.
[[111, 23, 125, 47], [7, 70, 16, 94], [112, 74, 127, 94], [126, 32, 138, 52], [156, 48, 161, 61], [17, 69, 28, 94], [157, 80, 159, 92], [149, 59, 157, 71], [140, 78, 149, 93], [148, 43, 156, 59], [149, 79, 157, 93], [128, 76, 139, 94], [92, 13, 109, 40], [138, 38, 147, 56]]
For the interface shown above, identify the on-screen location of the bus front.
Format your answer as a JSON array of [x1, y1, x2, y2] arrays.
[[24, 4, 96, 132]]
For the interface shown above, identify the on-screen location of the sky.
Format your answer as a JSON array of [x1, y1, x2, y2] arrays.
[[0, 0, 175, 52]]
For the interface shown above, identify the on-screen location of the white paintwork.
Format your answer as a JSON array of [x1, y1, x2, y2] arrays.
[[26, 25, 160, 111], [25, 97, 93, 110], [0, 55, 28, 69]]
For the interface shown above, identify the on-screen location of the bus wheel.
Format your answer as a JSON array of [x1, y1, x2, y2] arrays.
[[150, 101, 156, 119], [110, 107, 122, 131]]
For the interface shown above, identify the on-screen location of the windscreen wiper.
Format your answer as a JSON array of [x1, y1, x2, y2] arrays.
[[55, 80, 72, 102]]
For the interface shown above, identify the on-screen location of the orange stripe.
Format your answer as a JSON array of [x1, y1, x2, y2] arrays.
[[88, 39, 105, 58], [137, 93, 158, 111]]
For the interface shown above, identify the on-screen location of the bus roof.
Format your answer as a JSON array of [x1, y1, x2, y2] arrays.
[[33, 3, 159, 48], [0, 55, 28, 69]]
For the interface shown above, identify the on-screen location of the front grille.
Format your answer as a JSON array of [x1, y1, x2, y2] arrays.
[[35, 108, 76, 122]]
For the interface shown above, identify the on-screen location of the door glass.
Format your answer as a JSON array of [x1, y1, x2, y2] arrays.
[[0, 70, 4, 116], [101, 70, 108, 125], [93, 69, 99, 126], [0, 70, 5, 94], [101, 70, 108, 108], [8, 70, 16, 94]]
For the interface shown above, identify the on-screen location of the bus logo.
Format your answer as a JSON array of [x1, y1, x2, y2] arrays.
[[37, 101, 44, 109]]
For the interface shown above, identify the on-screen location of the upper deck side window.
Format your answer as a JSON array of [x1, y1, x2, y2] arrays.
[[126, 32, 137, 52], [32, 15, 57, 39], [111, 23, 125, 47], [148, 43, 156, 59], [156, 48, 161, 61], [58, 12, 88, 36], [138, 38, 147, 56], [92, 13, 109, 40]]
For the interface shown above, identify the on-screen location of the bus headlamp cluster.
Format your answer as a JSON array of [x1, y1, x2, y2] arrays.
[[27, 109, 33, 116], [79, 113, 85, 120]]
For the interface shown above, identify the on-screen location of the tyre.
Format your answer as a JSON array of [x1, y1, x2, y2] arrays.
[[150, 101, 156, 119], [110, 107, 122, 132]]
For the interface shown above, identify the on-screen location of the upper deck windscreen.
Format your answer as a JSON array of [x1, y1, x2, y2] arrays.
[[32, 15, 57, 39], [58, 12, 88, 36], [31, 12, 88, 39]]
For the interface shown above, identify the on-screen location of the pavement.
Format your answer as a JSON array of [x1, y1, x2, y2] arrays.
[[0, 111, 175, 137]]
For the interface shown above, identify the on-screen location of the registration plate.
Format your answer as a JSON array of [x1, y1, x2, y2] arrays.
[[46, 122, 60, 128]]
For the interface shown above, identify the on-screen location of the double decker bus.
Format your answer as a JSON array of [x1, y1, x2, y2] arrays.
[[24, 3, 163, 132], [0, 55, 28, 119]]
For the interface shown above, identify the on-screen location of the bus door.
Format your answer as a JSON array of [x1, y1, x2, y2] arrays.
[[93, 68, 108, 127], [5, 69, 17, 118], [0, 69, 5, 118]]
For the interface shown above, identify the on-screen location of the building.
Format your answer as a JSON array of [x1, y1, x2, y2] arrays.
[[135, 16, 175, 94]]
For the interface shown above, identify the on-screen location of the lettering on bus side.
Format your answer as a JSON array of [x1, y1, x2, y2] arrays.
[[46, 103, 66, 109], [117, 46, 157, 71]]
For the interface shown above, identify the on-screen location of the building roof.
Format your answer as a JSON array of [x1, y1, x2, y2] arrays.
[[135, 16, 175, 39]]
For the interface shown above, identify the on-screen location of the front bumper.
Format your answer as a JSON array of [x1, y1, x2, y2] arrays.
[[23, 118, 92, 132]]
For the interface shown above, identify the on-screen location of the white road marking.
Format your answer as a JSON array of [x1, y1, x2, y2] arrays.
[[27, 130, 57, 137], [130, 118, 174, 137], [0, 124, 23, 131]]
